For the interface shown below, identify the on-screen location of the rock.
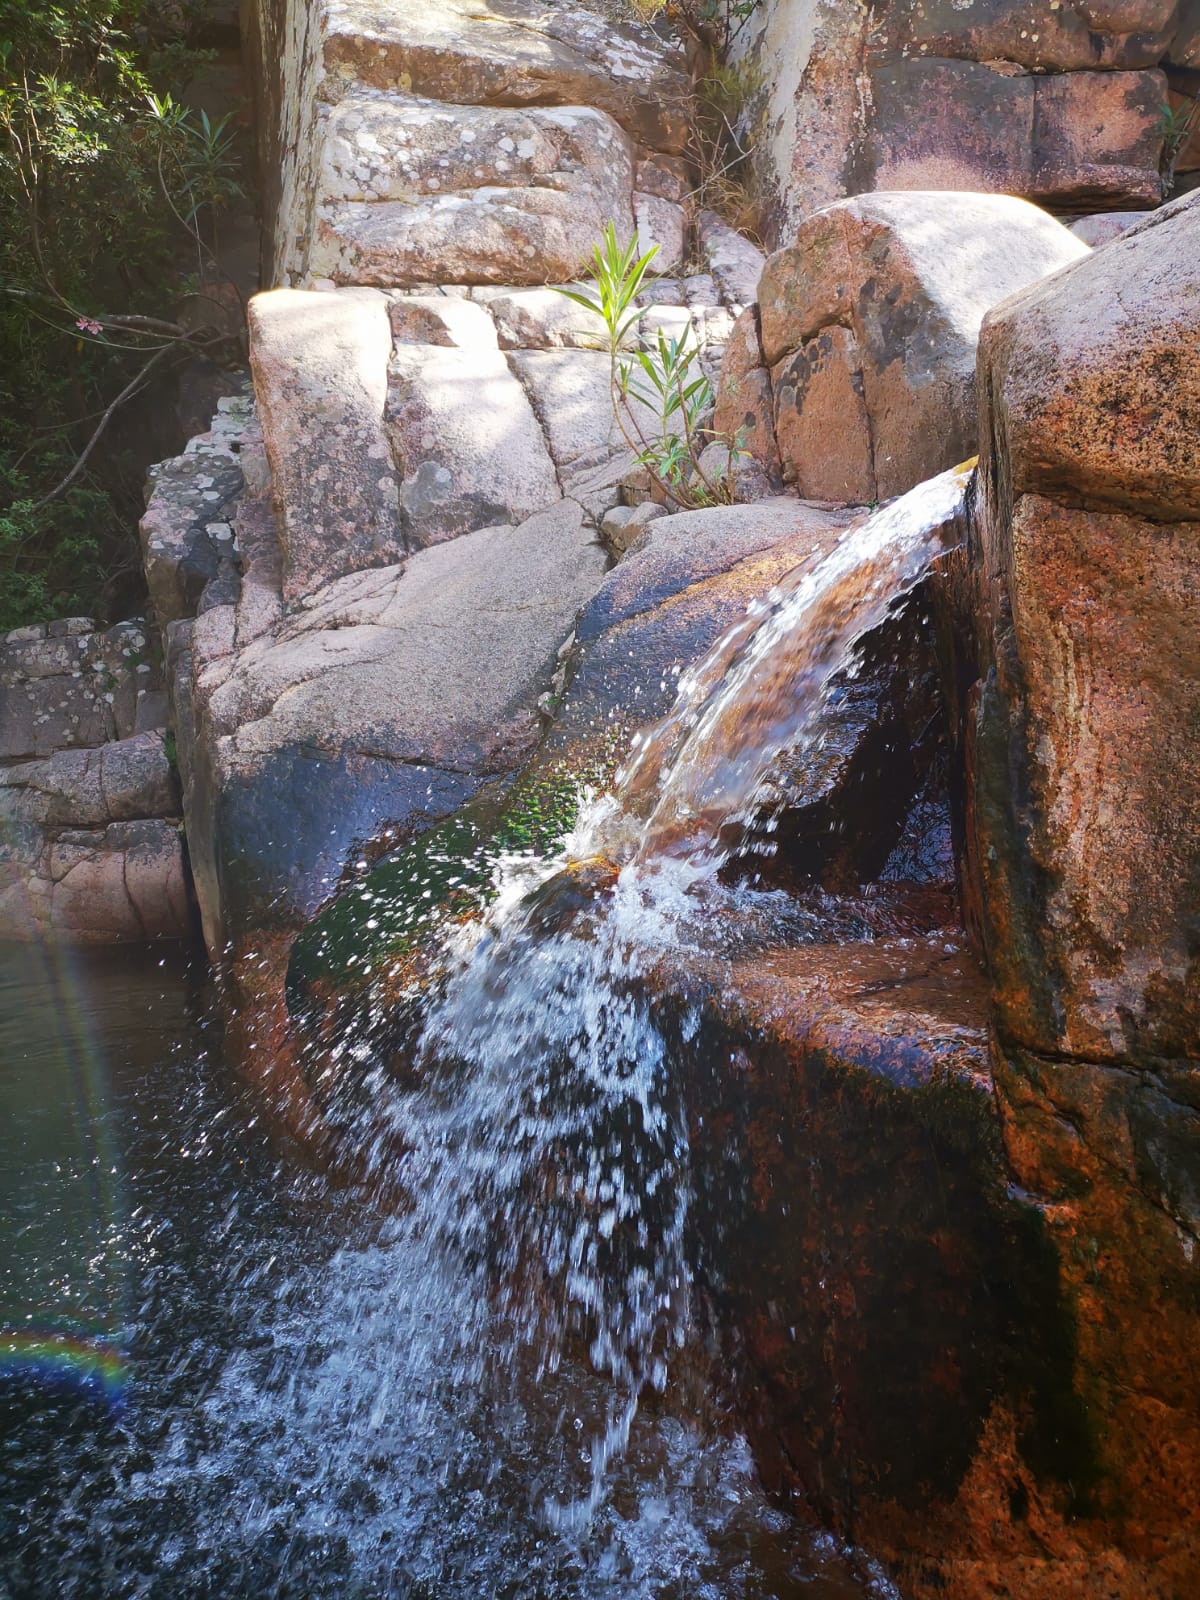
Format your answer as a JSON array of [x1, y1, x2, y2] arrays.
[[177, 498, 608, 954], [712, 309, 783, 487], [1170, 9, 1200, 67], [505, 348, 617, 473], [320, 0, 692, 156], [387, 344, 560, 546], [249, 288, 401, 601], [486, 287, 607, 351], [252, 0, 692, 286], [879, 0, 1182, 72], [727, 1, 1176, 244], [311, 91, 635, 287], [865, 61, 1165, 210], [0, 722, 189, 946], [634, 191, 688, 275], [388, 294, 498, 348], [0, 620, 148, 761], [560, 446, 638, 524], [574, 498, 854, 648], [636, 152, 692, 204], [697, 210, 766, 309], [140, 438, 245, 628], [994, 1044, 1200, 1562], [978, 195, 1200, 526], [772, 326, 876, 504], [969, 190, 1200, 1067], [0, 819, 192, 944], [283, 495, 855, 1039], [134, 687, 171, 734], [599, 499, 664, 558], [0, 733, 178, 829], [1070, 211, 1153, 246], [693, 441, 775, 506], [0, 609, 184, 951], [759, 192, 1088, 502], [1167, 85, 1200, 174]]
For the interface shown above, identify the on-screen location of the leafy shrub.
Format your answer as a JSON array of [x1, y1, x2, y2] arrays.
[[0, 0, 243, 629], [558, 224, 744, 510]]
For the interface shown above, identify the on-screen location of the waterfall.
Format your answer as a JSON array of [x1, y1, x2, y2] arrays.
[[333, 463, 974, 1528]]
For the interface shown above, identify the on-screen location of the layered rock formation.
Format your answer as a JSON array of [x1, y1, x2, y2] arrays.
[[730, 0, 1192, 244], [3, 0, 1195, 1591], [0, 621, 190, 942], [246, 0, 693, 287]]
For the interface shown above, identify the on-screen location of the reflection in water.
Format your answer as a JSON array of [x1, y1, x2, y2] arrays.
[[0, 943, 888, 1598], [0, 942, 129, 1403]]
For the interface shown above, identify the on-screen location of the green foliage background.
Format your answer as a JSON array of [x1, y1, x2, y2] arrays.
[[0, 1, 229, 632]]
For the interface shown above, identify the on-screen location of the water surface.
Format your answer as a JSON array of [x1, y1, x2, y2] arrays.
[[0, 941, 887, 1600]]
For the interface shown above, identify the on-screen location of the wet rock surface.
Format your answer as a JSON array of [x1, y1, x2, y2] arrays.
[[175, 497, 608, 956], [946, 184, 1200, 1595]]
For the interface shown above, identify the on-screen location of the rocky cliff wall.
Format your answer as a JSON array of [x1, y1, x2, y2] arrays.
[[241, 0, 324, 285], [730, 0, 1197, 245]]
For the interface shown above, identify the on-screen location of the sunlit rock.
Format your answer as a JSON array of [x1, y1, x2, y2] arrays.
[[757, 192, 1088, 502]]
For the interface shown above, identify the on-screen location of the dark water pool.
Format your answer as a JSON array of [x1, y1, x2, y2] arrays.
[[0, 941, 890, 1600]]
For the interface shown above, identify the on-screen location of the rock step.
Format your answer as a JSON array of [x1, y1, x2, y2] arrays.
[[269, 0, 694, 285], [249, 265, 748, 600], [320, 0, 692, 155], [312, 91, 636, 287]]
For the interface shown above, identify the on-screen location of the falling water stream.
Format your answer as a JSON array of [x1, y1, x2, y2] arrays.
[[0, 468, 969, 1598]]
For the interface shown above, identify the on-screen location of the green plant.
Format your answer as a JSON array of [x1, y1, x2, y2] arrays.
[[0, 1, 243, 628], [628, 0, 766, 238], [557, 223, 743, 510], [1158, 96, 1198, 194]]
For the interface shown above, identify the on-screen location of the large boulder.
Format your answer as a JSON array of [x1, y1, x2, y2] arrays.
[[175, 496, 608, 957], [247, 0, 691, 286], [970, 190, 1200, 1064], [755, 192, 1088, 503], [947, 188, 1200, 1595], [727, 0, 1176, 245], [319, 0, 692, 156], [310, 91, 637, 287]]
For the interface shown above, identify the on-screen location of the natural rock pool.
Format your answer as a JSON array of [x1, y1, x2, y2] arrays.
[[0, 941, 892, 1598]]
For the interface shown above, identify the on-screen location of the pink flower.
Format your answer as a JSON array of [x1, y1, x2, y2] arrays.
[[76, 317, 104, 336]]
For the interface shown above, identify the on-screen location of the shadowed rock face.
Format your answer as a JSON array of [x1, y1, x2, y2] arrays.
[[937, 187, 1200, 1595], [0, 622, 192, 944], [727, 0, 1180, 247]]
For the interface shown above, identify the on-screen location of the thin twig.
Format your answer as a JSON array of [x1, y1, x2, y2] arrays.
[[32, 343, 176, 511]]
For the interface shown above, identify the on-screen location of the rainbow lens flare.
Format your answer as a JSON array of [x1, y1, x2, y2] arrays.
[[0, 933, 131, 1410]]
